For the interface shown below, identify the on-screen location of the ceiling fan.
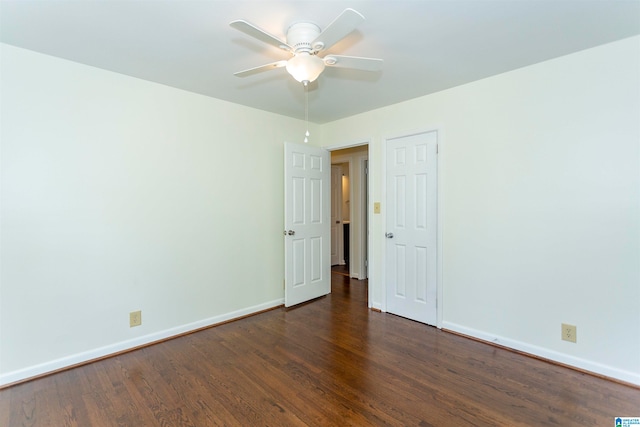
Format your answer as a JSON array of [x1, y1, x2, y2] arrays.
[[230, 8, 383, 84]]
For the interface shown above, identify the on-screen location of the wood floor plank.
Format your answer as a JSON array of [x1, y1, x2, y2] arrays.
[[1, 273, 638, 426]]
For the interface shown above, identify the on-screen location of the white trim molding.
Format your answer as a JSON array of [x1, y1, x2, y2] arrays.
[[0, 299, 284, 387], [442, 321, 640, 386]]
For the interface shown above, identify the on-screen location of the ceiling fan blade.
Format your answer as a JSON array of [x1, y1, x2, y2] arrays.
[[311, 8, 365, 52], [230, 20, 293, 52], [234, 60, 288, 78], [323, 55, 383, 72]]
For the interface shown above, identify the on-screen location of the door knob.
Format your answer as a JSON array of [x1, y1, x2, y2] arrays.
[[385, 232, 394, 238], [288, 230, 296, 236]]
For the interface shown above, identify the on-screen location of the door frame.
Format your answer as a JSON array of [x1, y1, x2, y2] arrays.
[[324, 139, 372, 306], [359, 157, 368, 280], [381, 127, 444, 328], [330, 164, 344, 266]]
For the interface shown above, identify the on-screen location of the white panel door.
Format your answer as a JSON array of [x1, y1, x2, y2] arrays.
[[285, 142, 331, 307], [385, 131, 438, 325], [330, 165, 343, 266]]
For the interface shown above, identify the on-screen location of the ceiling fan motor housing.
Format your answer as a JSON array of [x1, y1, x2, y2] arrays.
[[286, 22, 321, 54]]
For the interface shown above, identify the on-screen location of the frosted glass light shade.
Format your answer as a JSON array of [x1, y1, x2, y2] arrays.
[[286, 53, 325, 83]]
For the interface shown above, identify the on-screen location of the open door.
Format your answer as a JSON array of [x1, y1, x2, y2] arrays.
[[284, 142, 330, 307]]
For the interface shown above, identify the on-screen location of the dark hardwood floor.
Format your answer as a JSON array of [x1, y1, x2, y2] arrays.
[[2, 274, 638, 426], [330, 264, 349, 277]]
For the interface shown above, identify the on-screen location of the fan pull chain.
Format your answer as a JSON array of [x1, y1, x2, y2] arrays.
[[303, 80, 309, 143]]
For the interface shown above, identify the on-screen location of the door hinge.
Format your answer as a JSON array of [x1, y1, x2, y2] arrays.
[[436, 144, 439, 154]]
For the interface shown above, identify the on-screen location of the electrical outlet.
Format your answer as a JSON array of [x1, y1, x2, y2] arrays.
[[374, 202, 381, 214], [561, 323, 576, 343], [130, 310, 142, 327]]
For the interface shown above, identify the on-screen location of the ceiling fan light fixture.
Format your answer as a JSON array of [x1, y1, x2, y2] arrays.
[[286, 52, 325, 83]]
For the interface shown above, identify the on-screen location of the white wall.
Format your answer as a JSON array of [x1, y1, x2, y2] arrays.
[[0, 44, 316, 385], [320, 36, 640, 384], [341, 164, 350, 222]]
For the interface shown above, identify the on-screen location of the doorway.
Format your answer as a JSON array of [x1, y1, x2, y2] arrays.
[[330, 145, 369, 281]]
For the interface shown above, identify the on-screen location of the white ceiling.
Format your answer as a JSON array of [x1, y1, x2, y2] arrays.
[[2, 0, 639, 124]]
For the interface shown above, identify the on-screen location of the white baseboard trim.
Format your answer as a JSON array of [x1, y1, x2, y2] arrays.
[[442, 321, 640, 386], [370, 302, 384, 311], [0, 298, 284, 387]]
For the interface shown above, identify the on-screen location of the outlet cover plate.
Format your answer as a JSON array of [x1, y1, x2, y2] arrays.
[[561, 323, 576, 343], [130, 310, 142, 327]]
